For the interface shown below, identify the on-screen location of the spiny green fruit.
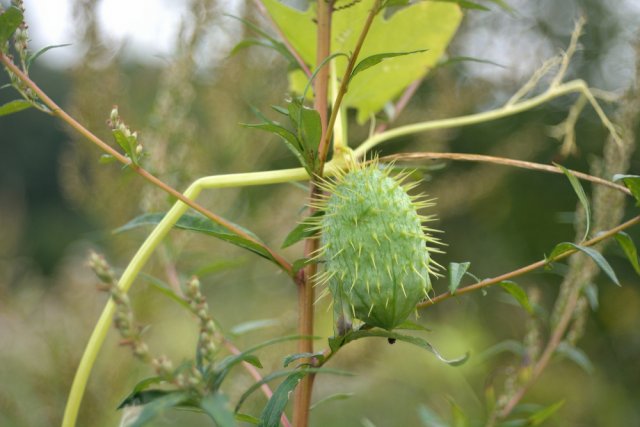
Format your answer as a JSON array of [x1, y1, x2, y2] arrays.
[[312, 162, 441, 332]]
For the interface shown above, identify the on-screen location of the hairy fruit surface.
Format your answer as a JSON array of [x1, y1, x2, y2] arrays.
[[313, 163, 440, 332]]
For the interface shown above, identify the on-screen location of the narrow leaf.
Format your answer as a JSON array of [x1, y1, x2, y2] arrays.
[[283, 352, 324, 367], [229, 319, 279, 336], [340, 329, 468, 366], [26, 43, 72, 68], [115, 213, 278, 266], [201, 393, 237, 427], [118, 376, 167, 409], [555, 163, 591, 242], [139, 273, 191, 309], [435, 0, 490, 10], [393, 320, 431, 332], [236, 413, 261, 424], [418, 404, 448, 427], [499, 281, 533, 314], [528, 400, 565, 426], [583, 282, 599, 311], [613, 174, 640, 206], [236, 367, 351, 413], [128, 391, 189, 427], [556, 342, 594, 374], [282, 211, 323, 248], [448, 262, 470, 294], [0, 6, 22, 45], [258, 371, 306, 427], [309, 392, 354, 410], [0, 99, 32, 116], [292, 257, 312, 275], [351, 50, 428, 80], [548, 242, 620, 286], [614, 231, 640, 275]]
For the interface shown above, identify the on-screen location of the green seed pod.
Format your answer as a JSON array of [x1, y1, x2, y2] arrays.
[[312, 162, 441, 332]]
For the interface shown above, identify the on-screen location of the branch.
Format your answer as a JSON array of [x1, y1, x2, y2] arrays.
[[379, 152, 631, 195], [418, 214, 640, 309], [0, 52, 292, 276]]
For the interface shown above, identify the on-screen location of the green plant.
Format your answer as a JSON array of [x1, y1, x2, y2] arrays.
[[1, 1, 639, 426]]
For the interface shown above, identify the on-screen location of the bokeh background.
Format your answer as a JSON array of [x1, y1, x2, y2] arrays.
[[1, 0, 639, 426]]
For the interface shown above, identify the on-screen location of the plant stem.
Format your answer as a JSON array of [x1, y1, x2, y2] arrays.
[[354, 79, 621, 158], [293, 1, 335, 425], [0, 52, 292, 275], [417, 214, 640, 309], [319, 0, 381, 167], [380, 152, 630, 195]]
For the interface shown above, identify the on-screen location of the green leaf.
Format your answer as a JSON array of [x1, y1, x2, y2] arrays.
[[475, 340, 525, 363], [309, 392, 354, 410], [26, 43, 72, 69], [0, 6, 22, 45], [556, 341, 594, 374], [283, 351, 325, 367], [139, 273, 191, 310], [292, 257, 312, 275], [435, 0, 490, 10], [393, 320, 431, 332], [613, 174, 640, 206], [583, 282, 599, 311], [236, 367, 352, 413], [243, 121, 307, 169], [225, 14, 300, 69], [236, 413, 261, 424], [128, 391, 190, 427], [259, 370, 307, 427], [614, 231, 640, 275], [0, 99, 32, 116], [417, 404, 448, 427], [528, 400, 565, 426], [448, 397, 469, 427], [336, 329, 469, 366], [117, 376, 167, 409], [282, 211, 323, 248], [211, 335, 320, 391], [115, 212, 279, 266], [229, 318, 279, 336], [351, 49, 428, 80], [555, 163, 591, 242], [548, 242, 620, 286], [263, 0, 462, 123], [499, 281, 533, 314], [201, 393, 237, 427], [448, 261, 470, 294]]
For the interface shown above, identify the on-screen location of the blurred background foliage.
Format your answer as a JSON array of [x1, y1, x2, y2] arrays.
[[0, 0, 639, 426]]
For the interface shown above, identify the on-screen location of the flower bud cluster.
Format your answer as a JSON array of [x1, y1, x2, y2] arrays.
[[183, 276, 220, 366], [107, 105, 145, 164]]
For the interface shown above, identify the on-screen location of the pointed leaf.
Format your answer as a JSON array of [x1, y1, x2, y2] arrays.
[[614, 231, 640, 275], [258, 370, 307, 427], [115, 212, 278, 265], [528, 400, 565, 426], [556, 342, 594, 374], [448, 262, 471, 294], [118, 376, 167, 409], [0, 6, 22, 45], [613, 174, 640, 206], [351, 49, 428, 80], [282, 210, 323, 248], [229, 318, 279, 336], [26, 43, 72, 68], [236, 367, 352, 413], [201, 392, 237, 427], [292, 257, 312, 275], [310, 392, 354, 410], [555, 163, 591, 242], [127, 391, 190, 427], [236, 413, 261, 424], [548, 242, 620, 286], [339, 329, 469, 366], [417, 404, 448, 427], [499, 281, 533, 314], [436, 0, 490, 10], [283, 351, 325, 367], [394, 320, 431, 332], [140, 273, 191, 310], [0, 99, 32, 116]]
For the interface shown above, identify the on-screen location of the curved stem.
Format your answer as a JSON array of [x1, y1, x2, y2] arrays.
[[380, 152, 631, 195], [418, 214, 640, 309], [353, 79, 621, 158]]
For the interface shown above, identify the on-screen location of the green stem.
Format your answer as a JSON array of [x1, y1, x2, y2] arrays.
[[354, 79, 621, 158]]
